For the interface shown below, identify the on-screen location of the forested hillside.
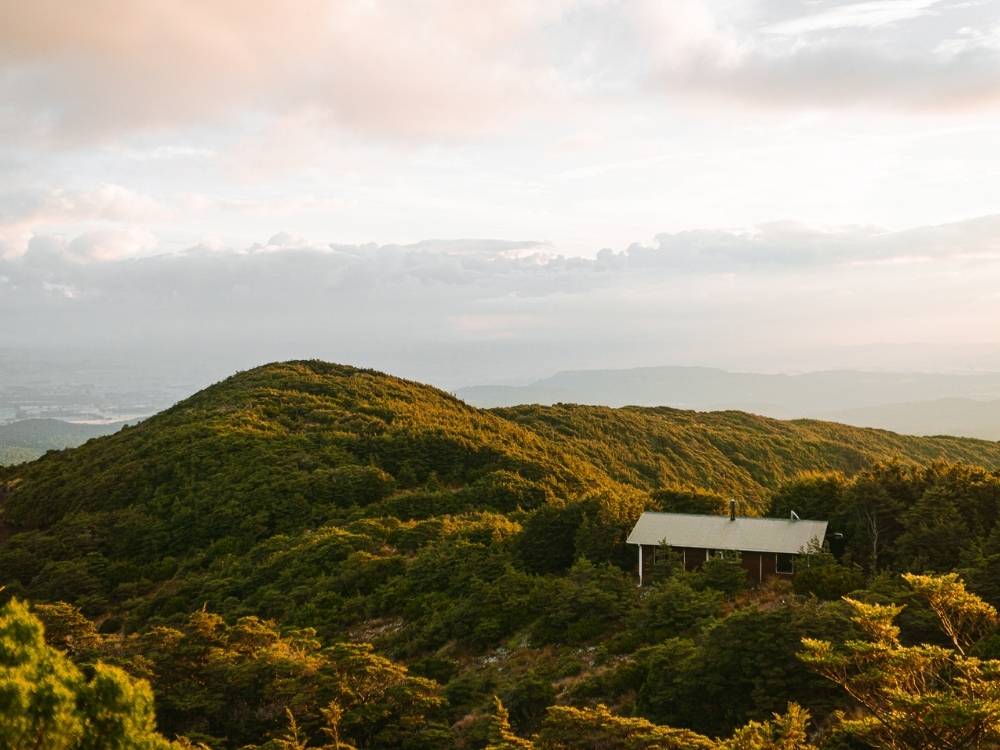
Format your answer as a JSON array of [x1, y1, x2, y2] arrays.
[[4, 360, 1000, 749], [495, 403, 1000, 502]]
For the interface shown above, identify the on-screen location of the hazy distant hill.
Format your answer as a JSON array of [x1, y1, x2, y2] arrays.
[[0, 418, 131, 465], [822, 397, 1000, 441], [458, 366, 1000, 425]]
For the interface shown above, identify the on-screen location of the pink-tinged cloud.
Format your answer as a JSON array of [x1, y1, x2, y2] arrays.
[[3, 0, 999, 149], [0, 0, 567, 144]]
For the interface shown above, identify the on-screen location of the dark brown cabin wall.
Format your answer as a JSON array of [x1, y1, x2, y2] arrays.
[[638, 545, 709, 574], [739, 551, 763, 582], [681, 547, 708, 571], [760, 552, 777, 579], [641, 545, 655, 572], [635, 545, 798, 584]]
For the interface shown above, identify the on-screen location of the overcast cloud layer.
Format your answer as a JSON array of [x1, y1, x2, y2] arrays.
[[2, 0, 1000, 385], [5, 215, 1000, 385]]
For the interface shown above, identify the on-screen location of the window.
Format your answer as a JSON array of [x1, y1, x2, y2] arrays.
[[776, 553, 795, 575]]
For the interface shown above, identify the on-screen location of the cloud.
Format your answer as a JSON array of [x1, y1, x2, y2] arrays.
[[936, 24, 1000, 57], [115, 145, 217, 162], [64, 228, 160, 262], [763, 0, 944, 35], [9, 213, 1000, 275], [634, 0, 1000, 112], [4, 0, 998, 153], [0, 185, 166, 259], [21, 227, 159, 263], [0, 0, 568, 145], [596, 216, 1000, 272], [3, 215, 1000, 383]]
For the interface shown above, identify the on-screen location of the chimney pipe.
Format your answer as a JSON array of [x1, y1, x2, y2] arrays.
[[729, 498, 736, 522]]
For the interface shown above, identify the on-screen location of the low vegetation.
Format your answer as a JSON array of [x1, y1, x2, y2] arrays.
[[2, 360, 1000, 748]]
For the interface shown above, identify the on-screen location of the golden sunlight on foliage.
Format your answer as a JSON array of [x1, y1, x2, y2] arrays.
[[800, 574, 1000, 750], [4, 363, 1000, 748]]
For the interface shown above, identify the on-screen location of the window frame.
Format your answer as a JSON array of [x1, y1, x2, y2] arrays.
[[775, 553, 795, 575]]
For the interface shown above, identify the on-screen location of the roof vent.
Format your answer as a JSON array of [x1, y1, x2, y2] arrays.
[[790, 510, 800, 521], [729, 498, 736, 522]]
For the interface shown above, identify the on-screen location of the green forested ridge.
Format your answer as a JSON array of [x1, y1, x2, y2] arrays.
[[495, 403, 1000, 501], [3, 360, 1000, 749]]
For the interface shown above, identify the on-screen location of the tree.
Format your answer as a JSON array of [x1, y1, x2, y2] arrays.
[[530, 558, 632, 645], [126, 610, 446, 749], [502, 677, 555, 736], [534, 704, 715, 750], [768, 474, 844, 523], [467, 471, 550, 513], [696, 553, 748, 598], [906, 573, 998, 655], [717, 704, 817, 750], [311, 464, 396, 508], [966, 523, 1000, 607], [573, 491, 647, 568], [318, 701, 353, 750], [634, 576, 722, 643], [799, 573, 1000, 750], [272, 710, 310, 750], [895, 489, 969, 572], [483, 701, 819, 750], [516, 504, 584, 574], [485, 697, 535, 750], [841, 463, 910, 571], [652, 488, 730, 516], [792, 545, 865, 601], [636, 604, 845, 737], [634, 638, 700, 725], [0, 598, 177, 750]]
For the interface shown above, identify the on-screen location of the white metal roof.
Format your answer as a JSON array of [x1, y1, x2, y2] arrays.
[[626, 512, 827, 555]]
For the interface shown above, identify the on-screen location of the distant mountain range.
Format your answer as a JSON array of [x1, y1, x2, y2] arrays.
[[0, 418, 132, 465], [457, 367, 1000, 440]]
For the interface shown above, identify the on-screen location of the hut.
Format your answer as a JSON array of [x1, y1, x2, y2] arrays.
[[627, 500, 827, 585]]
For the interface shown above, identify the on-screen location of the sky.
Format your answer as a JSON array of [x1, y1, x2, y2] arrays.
[[2, 0, 1000, 387]]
